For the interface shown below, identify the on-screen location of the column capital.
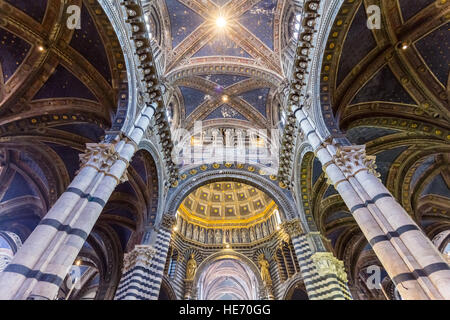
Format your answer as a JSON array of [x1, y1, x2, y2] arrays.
[[311, 252, 348, 283], [78, 142, 129, 183], [332, 145, 380, 179], [122, 245, 156, 273], [282, 218, 303, 238], [160, 213, 176, 230]]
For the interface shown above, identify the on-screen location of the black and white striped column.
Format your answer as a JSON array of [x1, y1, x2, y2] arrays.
[[115, 214, 174, 300], [0, 105, 156, 300], [294, 107, 450, 300], [284, 219, 351, 300]]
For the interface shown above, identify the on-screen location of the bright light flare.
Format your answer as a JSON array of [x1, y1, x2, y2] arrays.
[[216, 16, 227, 28]]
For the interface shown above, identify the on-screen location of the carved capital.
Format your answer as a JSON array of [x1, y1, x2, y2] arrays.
[[79, 143, 118, 170], [122, 245, 156, 273], [282, 219, 303, 238], [311, 252, 348, 283], [160, 213, 176, 230], [333, 145, 380, 179], [78, 143, 129, 183]]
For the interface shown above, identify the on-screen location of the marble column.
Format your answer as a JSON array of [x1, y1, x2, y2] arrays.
[[0, 104, 156, 300], [115, 214, 175, 300], [295, 108, 450, 300], [283, 219, 351, 300], [0, 231, 22, 272]]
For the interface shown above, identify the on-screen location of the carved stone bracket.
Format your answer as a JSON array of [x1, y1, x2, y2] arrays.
[[122, 245, 156, 273], [311, 252, 348, 283]]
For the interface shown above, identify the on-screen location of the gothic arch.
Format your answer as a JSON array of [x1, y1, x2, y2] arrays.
[[164, 166, 300, 225], [192, 251, 265, 300]]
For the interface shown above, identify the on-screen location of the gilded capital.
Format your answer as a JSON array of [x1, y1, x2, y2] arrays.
[[311, 252, 348, 283], [282, 219, 303, 238]]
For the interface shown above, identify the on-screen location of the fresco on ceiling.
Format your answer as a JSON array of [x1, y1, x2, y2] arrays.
[[415, 23, 449, 87], [399, 0, 436, 22], [204, 104, 248, 121], [179, 86, 206, 117], [351, 65, 416, 105], [32, 64, 97, 101], [193, 36, 252, 58], [239, 0, 277, 50], [70, 4, 112, 84], [4, 0, 48, 23], [199, 74, 249, 88], [375, 146, 409, 184], [0, 28, 31, 82], [165, 0, 204, 48], [239, 88, 270, 117], [337, 3, 377, 86]]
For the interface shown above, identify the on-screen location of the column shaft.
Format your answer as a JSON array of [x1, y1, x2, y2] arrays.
[[295, 108, 450, 299], [0, 105, 155, 300]]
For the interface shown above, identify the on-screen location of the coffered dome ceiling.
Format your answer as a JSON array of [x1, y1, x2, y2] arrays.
[[151, 0, 296, 130], [178, 181, 278, 226]]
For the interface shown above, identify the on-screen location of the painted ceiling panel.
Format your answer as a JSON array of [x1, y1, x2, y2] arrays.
[[0, 28, 31, 82], [212, 0, 230, 6], [351, 65, 416, 105], [193, 36, 252, 58], [336, 3, 377, 86], [421, 174, 450, 198], [52, 123, 105, 142], [375, 146, 409, 184], [70, 4, 112, 84], [111, 224, 132, 251], [32, 65, 97, 101], [346, 127, 400, 145], [180, 86, 207, 117], [239, 88, 270, 117], [1, 173, 36, 202], [4, 0, 47, 23], [199, 74, 249, 88], [239, 0, 277, 50], [130, 152, 148, 185], [20, 153, 48, 187], [399, 0, 435, 22], [324, 211, 351, 224], [45, 143, 81, 180], [312, 157, 323, 185], [323, 185, 338, 198], [165, 0, 204, 48], [415, 23, 450, 87], [410, 156, 435, 189], [204, 104, 249, 121]]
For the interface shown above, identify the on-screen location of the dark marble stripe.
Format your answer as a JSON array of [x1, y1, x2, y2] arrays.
[[369, 224, 420, 246], [393, 262, 450, 284], [3, 264, 63, 286], [66, 187, 106, 207], [39, 219, 88, 240], [350, 193, 392, 213]]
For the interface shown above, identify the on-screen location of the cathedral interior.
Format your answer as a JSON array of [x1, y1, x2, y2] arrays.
[[0, 0, 449, 301]]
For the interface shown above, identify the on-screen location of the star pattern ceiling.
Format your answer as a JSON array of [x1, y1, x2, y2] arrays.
[[159, 0, 286, 127]]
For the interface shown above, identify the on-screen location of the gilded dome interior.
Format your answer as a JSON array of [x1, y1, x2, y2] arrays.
[[178, 181, 278, 225]]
